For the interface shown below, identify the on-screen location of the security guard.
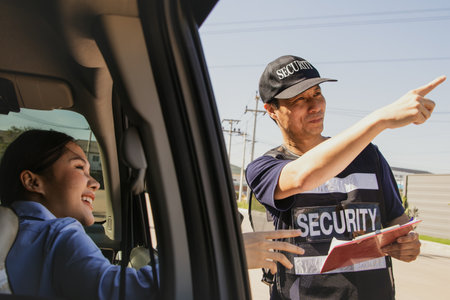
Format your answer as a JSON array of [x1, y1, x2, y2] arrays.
[[246, 55, 445, 299]]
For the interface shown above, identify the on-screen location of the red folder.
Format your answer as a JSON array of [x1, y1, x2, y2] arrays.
[[320, 219, 421, 273]]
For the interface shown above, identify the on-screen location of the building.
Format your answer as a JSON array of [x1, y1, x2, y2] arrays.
[[391, 166, 431, 195], [76, 139, 102, 172], [405, 174, 450, 240]]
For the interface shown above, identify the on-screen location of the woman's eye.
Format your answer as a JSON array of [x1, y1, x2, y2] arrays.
[[76, 165, 85, 170]]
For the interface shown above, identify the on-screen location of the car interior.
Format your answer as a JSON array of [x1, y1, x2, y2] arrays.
[[0, 0, 251, 299]]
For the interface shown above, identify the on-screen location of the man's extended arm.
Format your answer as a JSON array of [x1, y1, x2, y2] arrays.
[[275, 76, 446, 200]]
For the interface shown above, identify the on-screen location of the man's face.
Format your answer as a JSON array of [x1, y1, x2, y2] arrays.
[[266, 85, 326, 140]]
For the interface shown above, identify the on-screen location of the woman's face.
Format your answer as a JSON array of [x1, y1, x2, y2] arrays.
[[39, 141, 100, 226]]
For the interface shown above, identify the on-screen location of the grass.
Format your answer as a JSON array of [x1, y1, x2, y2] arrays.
[[419, 235, 450, 246], [236, 196, 267, 213]]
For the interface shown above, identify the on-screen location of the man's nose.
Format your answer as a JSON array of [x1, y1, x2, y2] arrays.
[[308, 98, 324, 113]]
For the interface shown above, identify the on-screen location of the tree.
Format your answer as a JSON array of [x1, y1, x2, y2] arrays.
[[402, 195, 419, 219], [0, 126, 34, 158]]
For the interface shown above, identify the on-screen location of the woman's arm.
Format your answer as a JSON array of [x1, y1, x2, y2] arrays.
[[53, 220, 156, 300]]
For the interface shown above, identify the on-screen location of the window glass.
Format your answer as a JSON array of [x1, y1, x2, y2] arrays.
[[0, 108, 106, 222]]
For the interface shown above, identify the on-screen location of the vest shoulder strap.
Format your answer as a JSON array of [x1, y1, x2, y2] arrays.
[[264, 145, 299, 160]]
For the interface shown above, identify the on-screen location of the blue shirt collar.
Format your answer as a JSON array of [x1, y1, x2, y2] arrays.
[[11, 201, 57, 221]]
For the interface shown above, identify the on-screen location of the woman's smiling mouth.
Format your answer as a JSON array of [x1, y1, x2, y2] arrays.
[[81, 195, 94, 210]]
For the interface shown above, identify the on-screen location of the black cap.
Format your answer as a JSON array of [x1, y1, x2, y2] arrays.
[[258, 55, 337, 103]]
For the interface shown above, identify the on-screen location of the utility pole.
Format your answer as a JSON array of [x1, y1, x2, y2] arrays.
[[238, 128, 249, 202], [222, 119, 240, 161], [86, 130, 92, 161], [245, 91, 265, 162], [244, 92, 265, 201]]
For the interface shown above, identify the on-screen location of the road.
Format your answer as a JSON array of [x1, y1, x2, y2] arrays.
[[240, 209, 450, 300]]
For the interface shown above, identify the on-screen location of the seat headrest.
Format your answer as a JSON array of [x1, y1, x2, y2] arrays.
[[0, 206, 19, 294], [0, 206, 18, 262]]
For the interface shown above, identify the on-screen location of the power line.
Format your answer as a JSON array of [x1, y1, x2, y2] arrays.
[[327, 109, 450, 115], [326, 108, 450, 123], [202, 15, 450, 35], [208, 56, 450, 69], [205, 8, 450, 26], [316, 57, 450, 65]]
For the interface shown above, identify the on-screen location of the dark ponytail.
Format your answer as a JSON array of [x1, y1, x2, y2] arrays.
[[0, 129, 74, 206]]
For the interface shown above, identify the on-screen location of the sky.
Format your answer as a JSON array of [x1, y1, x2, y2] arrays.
[[198, 0, 450, 174]]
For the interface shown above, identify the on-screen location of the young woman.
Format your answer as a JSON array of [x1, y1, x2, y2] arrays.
[[0, 129, 304, 299], [0, 130, 156, 299]]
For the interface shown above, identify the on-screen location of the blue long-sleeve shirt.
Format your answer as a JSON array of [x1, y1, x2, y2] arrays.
[[6, 201, 157, 299]]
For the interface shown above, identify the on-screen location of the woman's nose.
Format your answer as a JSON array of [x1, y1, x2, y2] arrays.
[[88, 176, 100, 191]]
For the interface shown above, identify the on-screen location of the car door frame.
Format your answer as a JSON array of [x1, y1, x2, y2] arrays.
[[94, 0, 251, 299]]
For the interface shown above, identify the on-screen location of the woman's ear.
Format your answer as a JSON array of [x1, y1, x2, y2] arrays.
[[20, 170, 45, 194]]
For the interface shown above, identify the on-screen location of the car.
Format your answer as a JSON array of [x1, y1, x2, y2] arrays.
[[0, 0, 251, 299]]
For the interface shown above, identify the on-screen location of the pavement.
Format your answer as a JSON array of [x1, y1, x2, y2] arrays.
[[239, 208, 450, 300]]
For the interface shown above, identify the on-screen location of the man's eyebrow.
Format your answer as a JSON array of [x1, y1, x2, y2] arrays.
[[290, 94, 305, 101]]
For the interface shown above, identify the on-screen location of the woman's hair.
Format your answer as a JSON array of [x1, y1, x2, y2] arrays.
[[0, 129, 74, 206]]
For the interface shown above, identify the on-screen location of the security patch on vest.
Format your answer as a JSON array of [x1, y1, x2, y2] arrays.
[[292, 203, 382, 243]]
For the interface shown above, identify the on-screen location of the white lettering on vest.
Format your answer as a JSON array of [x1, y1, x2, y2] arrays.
[[332, 210, 346, 234], [356, 209, 360, 231], [320, 212, 333, 235], [309, 213, 320, 237], [296, 208, 378, 237], [345, 209, 357, 232], [368, 209, 377, 231], [359, 208, 368, 230], [297, 214, 309, 237]]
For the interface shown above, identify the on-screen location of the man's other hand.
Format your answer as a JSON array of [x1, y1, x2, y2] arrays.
[[243, 230, 305, 274], [381, 231, 421, 262]]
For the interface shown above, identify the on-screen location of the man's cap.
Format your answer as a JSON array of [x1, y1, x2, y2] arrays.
[[258, 55, 337, 103]]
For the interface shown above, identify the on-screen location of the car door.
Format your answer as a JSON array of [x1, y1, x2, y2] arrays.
[[0, 0, 250, 299]]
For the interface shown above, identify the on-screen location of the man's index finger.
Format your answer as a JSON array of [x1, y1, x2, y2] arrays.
[[413, 75, 446, 96]]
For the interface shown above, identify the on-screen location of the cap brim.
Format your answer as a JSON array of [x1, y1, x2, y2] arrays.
[[274, 78, 337, 99]]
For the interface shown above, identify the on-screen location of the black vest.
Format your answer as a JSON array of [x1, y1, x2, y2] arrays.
[[263, 144, 395, 300]]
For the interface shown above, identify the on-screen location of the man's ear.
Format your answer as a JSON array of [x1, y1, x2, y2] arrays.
[[20, 170, 45, 194], [264, 103, 278, 121]]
